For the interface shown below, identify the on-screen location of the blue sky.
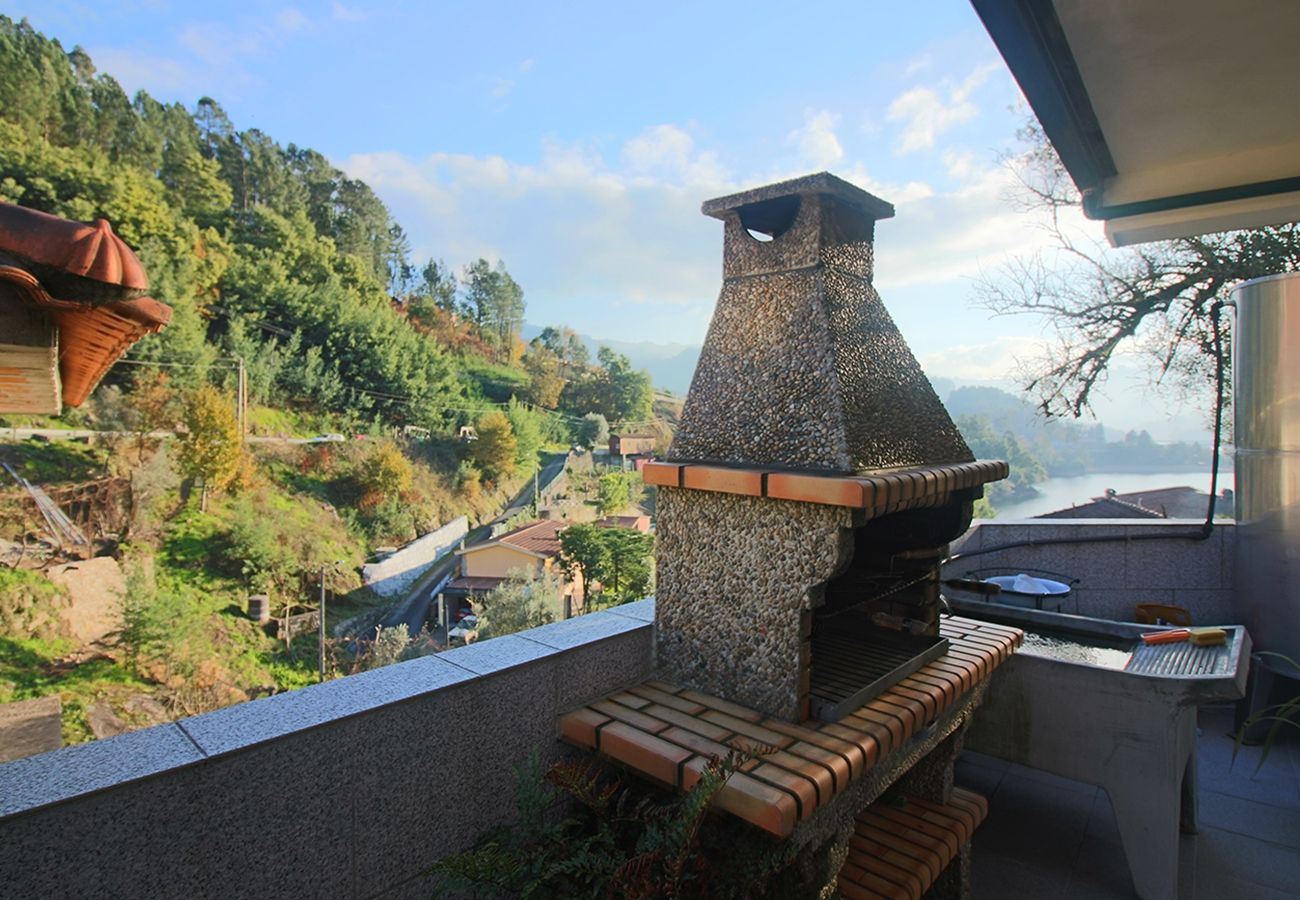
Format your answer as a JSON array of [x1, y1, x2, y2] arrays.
[[16, 2, 1213, 438]]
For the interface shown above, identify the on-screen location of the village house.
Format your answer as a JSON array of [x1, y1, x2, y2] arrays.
[[444, 518, 584, 616]]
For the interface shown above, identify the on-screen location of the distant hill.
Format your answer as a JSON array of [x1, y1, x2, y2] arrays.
[[523, 325, 700, 394]]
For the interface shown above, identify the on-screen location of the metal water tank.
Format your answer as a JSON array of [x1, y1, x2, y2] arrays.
[[1234, 272, 1300, 664]]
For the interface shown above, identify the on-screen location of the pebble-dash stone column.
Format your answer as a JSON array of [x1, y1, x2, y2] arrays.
[[668, 172, 974, 474], [655, 488, 853, 720]]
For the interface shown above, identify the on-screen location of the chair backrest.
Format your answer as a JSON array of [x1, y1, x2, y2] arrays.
[[1135, 602, 1192, 627]]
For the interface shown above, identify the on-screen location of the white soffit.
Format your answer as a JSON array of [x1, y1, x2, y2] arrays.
[[974, 0, 1300, 245]]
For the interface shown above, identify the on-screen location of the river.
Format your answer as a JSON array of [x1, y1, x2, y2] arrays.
[[993, 468, 1232, 519]]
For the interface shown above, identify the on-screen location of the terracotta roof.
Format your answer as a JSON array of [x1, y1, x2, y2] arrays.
[[1113, 486, 1211, 519], [445, 576, 505, 593], [0, 203, 148, 297], [0, 265, 171, 409], [1036, 495, 1165, 519], [495, 519, 566, 556], [0, 204, 171, 411]]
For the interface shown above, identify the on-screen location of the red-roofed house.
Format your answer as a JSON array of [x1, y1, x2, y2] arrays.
[[0, 203, 170, 414], [446, 519, 585, 615]]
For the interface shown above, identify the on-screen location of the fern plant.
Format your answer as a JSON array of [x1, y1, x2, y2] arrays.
[[430, 745, 796, 899]]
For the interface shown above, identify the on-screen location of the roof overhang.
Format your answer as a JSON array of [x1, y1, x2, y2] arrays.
[[972, 0, 1300, 246]]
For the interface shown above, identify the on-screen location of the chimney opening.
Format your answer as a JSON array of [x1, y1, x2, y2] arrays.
[[737, 194, 800, 241]]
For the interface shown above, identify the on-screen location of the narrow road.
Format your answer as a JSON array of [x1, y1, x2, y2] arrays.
[[2, 427, 330, 445], [368, 450, 567, 641]]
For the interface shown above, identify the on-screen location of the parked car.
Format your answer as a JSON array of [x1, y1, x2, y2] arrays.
[[448, 614, 478, 644]]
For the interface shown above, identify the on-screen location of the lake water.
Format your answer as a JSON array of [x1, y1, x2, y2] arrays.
[[993, 469, 1232, 519]]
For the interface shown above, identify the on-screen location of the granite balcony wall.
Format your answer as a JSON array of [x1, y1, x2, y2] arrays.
[[0, 600, 654, 899], [943, 520, 1236, 624]]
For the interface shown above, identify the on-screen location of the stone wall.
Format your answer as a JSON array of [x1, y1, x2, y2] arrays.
[[0, 601, 655, 898], [361, 515, 468, 599], [943, 519, 1236, 624], [654, 487, 852, 720]]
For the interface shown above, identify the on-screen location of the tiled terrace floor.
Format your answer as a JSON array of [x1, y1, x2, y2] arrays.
[[956, 706, 1300, 899]]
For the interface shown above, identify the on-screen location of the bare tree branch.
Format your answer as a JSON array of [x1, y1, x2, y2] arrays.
[[979, 119, 1300, 418]]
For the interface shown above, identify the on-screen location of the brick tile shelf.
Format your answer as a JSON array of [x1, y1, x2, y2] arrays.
[[643, 459, 1008, 515], [558, 615, 1021, 838], [838, 788, 989, 900]]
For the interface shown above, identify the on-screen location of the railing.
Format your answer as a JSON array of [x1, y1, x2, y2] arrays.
[[0, 600, 655, 897]]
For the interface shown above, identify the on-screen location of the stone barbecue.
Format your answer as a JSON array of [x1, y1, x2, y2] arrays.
[[561, 172, 1016, 898], [648, 172, 1007, 723]]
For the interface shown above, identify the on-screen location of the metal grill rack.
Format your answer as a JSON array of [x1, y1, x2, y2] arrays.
[[809, 612, 948, 722]]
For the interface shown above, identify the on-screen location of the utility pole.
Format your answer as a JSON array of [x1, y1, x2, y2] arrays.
[[318, 565, 327, 683], [235, 356, 247, 443]]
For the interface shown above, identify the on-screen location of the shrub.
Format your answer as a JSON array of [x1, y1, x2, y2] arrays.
[[470, 410, 517, 482]]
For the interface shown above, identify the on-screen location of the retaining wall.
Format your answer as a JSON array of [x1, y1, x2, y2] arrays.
[[361, 516, 469, 599]]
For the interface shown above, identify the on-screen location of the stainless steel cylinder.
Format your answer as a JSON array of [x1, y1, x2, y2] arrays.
[[1233, 271, 1300, 660]]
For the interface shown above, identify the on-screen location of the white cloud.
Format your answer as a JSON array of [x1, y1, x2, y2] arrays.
[[339, 126, 736, 340], [887, 62, 1001, 153], [919, 335, 1050, 382], [621, 124, 728, 186], [276, 8, 309, 32], [903, 53, 933, 77], [336, 108, 1104, 347], [787, 110, 844, 169], [331, 2, 366, 22], [518, 58, 535, 74]]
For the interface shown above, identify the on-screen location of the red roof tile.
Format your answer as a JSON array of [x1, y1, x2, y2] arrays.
[[0, 203, 148, 294], [0, 265, 170, 409], [494, 519, 566, 556]]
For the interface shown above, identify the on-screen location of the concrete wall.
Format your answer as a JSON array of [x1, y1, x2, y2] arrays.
[[362, 516, 468, 599], [0, 600, 655, 899], [944, 519, 1236, 624]]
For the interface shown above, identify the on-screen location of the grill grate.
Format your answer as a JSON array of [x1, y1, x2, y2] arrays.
[[810, 612, 948, 722], [1125, 640, 1233, 676]]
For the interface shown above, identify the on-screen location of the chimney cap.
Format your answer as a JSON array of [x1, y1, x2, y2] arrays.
[[702, 172, 895, 223]]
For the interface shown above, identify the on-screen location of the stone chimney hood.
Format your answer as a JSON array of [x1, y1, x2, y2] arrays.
[[671, 172, 973, 475]]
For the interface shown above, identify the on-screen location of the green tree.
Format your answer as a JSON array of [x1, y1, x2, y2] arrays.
[[558, 523, 608, 606], [596, 470, 640, 516], [522, 345, 565, 409], [561, 348, 652, 424], [576, 412, 609, 448], [470, 410, 518, 481], [178, 385, 243, 510], [600, 528, 655, 605], [462, 258, 525, 359], [474, 568, 562, 640], [505, 397, 544, 473], [534, 325, 589, 372]]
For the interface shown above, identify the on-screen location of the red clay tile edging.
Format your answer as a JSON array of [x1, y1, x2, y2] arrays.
[[645, 459, 1009, 512], [557, 616, 1020, 837]]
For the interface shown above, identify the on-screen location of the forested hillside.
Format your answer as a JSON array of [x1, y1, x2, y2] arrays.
[[0, 15, 654, 432], [0, 16, 660, 747]]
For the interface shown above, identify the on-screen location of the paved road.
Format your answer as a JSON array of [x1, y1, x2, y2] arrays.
[[494, 451, 567, 525], [1, 427, 330, 445]]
